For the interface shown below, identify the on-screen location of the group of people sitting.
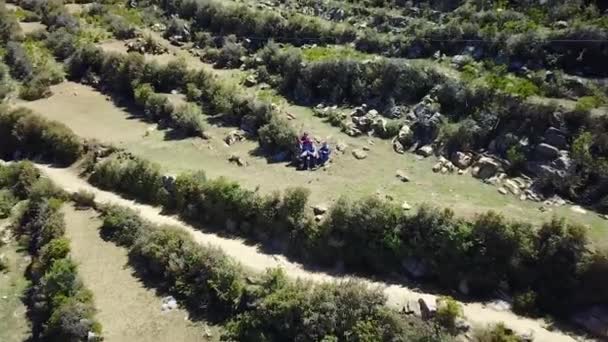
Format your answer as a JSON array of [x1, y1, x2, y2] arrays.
[[297, 132, 331, 170]]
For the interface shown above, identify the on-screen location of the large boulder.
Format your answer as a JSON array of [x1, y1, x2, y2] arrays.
[[451, 151, 473, 169], [544, 127, 568, 149], [472, 157, 501, 179], [312, 204, 328, 215], [352, 149, 368, 160], [416, 145, 434, 157], [397, 125, 413, 147], [535, 143, 560, 161]]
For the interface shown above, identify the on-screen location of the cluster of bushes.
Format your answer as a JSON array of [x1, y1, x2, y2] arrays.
[[55, 35, 296, 152], [82, 3, 137, 39], [0, 106, 83, 165], [3, 38, 64, 100], [253, 42, 444, 106], [7, 163, 102, 341], [133, 82, 207, 137], [151, 0, 356, 46], [98, 203, 449, 341], [0, 2, 24, 43], [85, 151, 608, 318]]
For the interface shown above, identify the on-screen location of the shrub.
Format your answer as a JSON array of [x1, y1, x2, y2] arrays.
[[171, 103, 207, 137], [0, 189, 17, 218], [38, 237, 70, 269], [71, 189, 96, 209], [0, 108, 83, 165], [472, 323, 522, 342], [258, 116, 298, 153], [513, 291, 539, 316], [19, 77, 52, 100], [436, 296, 463, 332], [99, 204, 145, 246], [216, 40, 246, 68]]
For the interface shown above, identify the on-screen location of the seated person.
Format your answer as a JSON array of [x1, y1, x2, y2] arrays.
[[317, 142, 331, 166], [298, 133, 317, 169]]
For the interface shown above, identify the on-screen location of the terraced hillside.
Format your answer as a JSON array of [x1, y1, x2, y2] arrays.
[[1, 0, 608, 341]]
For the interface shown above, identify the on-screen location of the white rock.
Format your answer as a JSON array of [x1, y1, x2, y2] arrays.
[[571, 205, 587, 214], [498, 187, 508, 195]]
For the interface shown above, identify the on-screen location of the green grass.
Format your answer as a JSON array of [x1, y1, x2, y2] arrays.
[[301, 45, 371, 62]]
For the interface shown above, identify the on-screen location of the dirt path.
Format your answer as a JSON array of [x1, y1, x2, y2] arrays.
[[61, 204, 218, 342], [38, 164, 583, 342]]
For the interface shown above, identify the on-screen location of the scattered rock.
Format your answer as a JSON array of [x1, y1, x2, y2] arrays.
[[392, 138, 405, 154], [161, 296, 178, 312], [498, 187, 508, 195], [336, 142, 348, 152], [487, 299, 511, 312], [432, 162, 442, 173], [362, 146, 370, 151], [472, 157, 501, 179], [228, 154, 248, 167], [452, 151, 473, 169], [554, 20, 569, 29], [352, 149, 367, 160], [401, 201, 412, 210], [244, 75, 257, 87], [504, 179, 521, 195], [312, 204, 328, 215], [314, 214, 324, 223], [416, 145, 433, 157], [570, 205, 587, 214], [395, 170, 410, 182], [602, 214, 608, 221], [224, 130, 246, 145]]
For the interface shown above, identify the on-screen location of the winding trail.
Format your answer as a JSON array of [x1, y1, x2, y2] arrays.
[[38, 164, 580, 342]]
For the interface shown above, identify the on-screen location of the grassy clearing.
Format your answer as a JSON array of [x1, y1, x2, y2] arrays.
[[300, 45, 371, 62], [0, 219, 31, 342], [20, 81, 608, 247], [61, 205, 219, 342]]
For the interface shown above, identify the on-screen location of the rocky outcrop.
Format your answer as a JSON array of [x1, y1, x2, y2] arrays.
[[451, 151, 473, 169], [535, 143, 560, 161], [472, 157, 501, 179]]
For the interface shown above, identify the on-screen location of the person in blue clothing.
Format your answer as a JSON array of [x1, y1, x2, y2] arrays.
[[298, 132, 317, 170], [316, 141, 331, 166]]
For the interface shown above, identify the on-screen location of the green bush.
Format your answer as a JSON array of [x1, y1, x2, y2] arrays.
[[71, 189, 96, 209], [513, 291, 539, 316], [0, 189, 17, 218], [0, 107, 83, 165], [258, 116, 298, 153], [472, 323, 523, 342], [19, 77, 52, 100], [99, 204, 146, 246], [436, 296, 463, 332], [171, 103, 207, 137]]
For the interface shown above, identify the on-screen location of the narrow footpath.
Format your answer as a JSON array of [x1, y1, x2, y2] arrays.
[[41, 164, 580, 342]]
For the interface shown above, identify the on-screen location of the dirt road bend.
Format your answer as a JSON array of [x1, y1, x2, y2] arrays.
[[38, 164, 579, 342]]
